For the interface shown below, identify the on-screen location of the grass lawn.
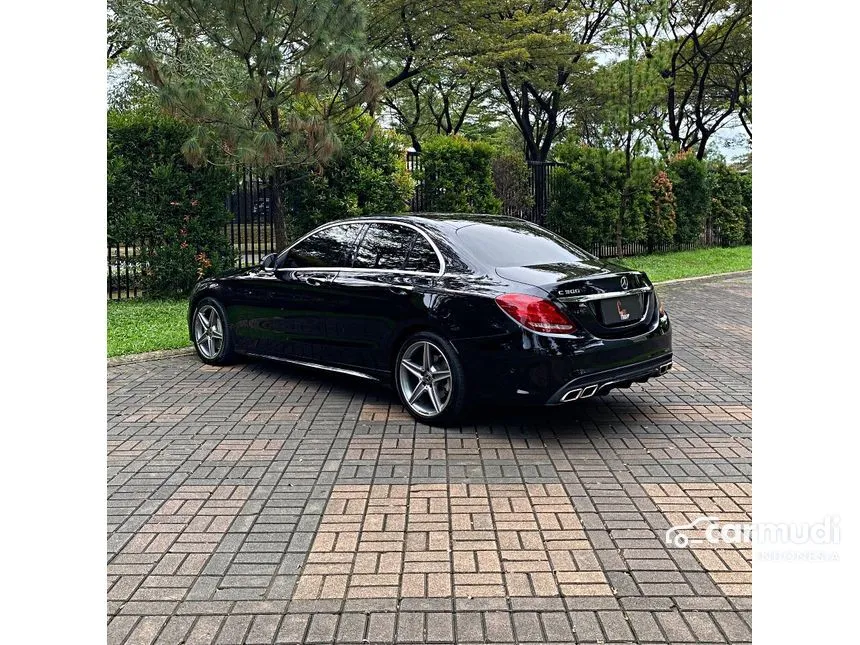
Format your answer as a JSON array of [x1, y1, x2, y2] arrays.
[[618, 245, 751, 283], [107, 299, 190, 357], [106, 246, 751, 357]]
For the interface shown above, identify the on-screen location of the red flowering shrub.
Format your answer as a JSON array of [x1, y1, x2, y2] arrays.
[[646, 171, 678, 251]]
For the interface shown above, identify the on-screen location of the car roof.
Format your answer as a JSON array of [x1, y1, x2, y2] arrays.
[[352, 212, 533, 232]]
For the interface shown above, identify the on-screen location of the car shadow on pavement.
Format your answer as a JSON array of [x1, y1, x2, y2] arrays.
[[461, 398, 635, 428], [244, 355, 643, 433]]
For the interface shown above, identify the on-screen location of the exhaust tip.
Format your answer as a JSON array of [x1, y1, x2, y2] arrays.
[[659, 362, 673, 375], [581, 385, 599, 398], [561, 388, 582, 402]]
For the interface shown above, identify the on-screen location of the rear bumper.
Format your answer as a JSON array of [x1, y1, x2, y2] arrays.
[[451, 313, 672, 404], [546, 354, 673, 404]]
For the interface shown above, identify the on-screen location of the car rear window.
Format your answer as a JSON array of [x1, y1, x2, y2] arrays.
[[353, 223, 414, 270], [456, 222, 595, 267], [353, 223, 442, 273], [403, 234, 441, 273]]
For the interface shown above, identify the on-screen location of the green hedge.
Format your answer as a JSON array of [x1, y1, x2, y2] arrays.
[[544, 144, 751, 251], [108, 111, 235, 298], [667, 152, 710, 244], [286, 116, 414, 237], [545, 144, 650, 250], [108, 109, 751, 299], [108, 111, 414, 297], [419, 135, 501, 213], [707, 161, 748, 246], [492, 154, 534, 217], [739, 169, 752, 244]]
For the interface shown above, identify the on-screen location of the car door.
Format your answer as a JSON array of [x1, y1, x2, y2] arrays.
[[247, 222, 365, 363], [330, 223, 443, 373]]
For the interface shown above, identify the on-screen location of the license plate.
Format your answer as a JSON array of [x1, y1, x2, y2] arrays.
[[599, 294, 643, 325]]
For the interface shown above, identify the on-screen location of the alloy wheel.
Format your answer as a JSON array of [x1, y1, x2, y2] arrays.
[[398, 340, 453, 417], [193, 304, 224, 360]]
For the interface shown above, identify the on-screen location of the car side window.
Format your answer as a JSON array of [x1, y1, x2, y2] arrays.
[[353, 223, 414, 270], [284, 223, 363, 268], [403, 233, 441, 273]]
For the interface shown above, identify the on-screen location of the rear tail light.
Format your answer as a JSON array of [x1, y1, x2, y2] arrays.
[[495, 293, 576, 334]]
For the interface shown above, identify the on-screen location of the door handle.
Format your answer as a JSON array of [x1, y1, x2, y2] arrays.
[[304, 276, 323, 287], [388, 286, 412, 296]]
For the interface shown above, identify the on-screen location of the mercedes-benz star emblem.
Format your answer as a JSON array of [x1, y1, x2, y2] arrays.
[[620, 276, 628, 290]]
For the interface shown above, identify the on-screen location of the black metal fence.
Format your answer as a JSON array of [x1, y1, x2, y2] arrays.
[[406, 152, 562, 224], [107, 240, 145, 299], [526, 161, 562, 224], [589, 235, 721, 259], [108, 158, 725, 299], [108, 168, 281, 300], [226, 168, 279, 269], [406, 151, 424, 212]]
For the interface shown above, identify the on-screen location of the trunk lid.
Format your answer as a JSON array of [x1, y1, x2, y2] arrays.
[[495, 262, 656, 338]]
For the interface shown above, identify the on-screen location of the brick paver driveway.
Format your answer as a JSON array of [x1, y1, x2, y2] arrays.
[[108, 273, 752, 645]]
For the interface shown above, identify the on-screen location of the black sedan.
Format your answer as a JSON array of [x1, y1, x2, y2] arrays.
[[188, 214, 672, 423]]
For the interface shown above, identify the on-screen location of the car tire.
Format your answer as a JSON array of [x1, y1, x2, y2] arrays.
[[394, 331, 466, 425], [191, 297, 236, 365]]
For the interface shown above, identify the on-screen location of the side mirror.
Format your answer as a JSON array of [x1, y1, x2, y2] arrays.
[[261, 253, 277, 270]]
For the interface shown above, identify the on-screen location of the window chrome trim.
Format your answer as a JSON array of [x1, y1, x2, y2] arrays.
[[276, 219, 446, 277]]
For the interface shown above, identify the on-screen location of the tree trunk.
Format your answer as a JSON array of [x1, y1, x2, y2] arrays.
[[271, 168, 290, 251], [620, 124, 632, 257], [695, 132, 710, 160], [620, 8, 634, 259]]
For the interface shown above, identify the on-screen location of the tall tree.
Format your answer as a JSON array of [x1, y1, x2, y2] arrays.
[[368, 0, 499, 149], [616, 0, 668, 254], [107, 0, 170, 110], [108, 0, 160, 62], [655, 0, 752, 158], [382, 65, 492, 150], [565, 0, 751, 159], [484, 1, 617, 164], [129, 0, 380, 248], [367, 0, 487, 89]]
